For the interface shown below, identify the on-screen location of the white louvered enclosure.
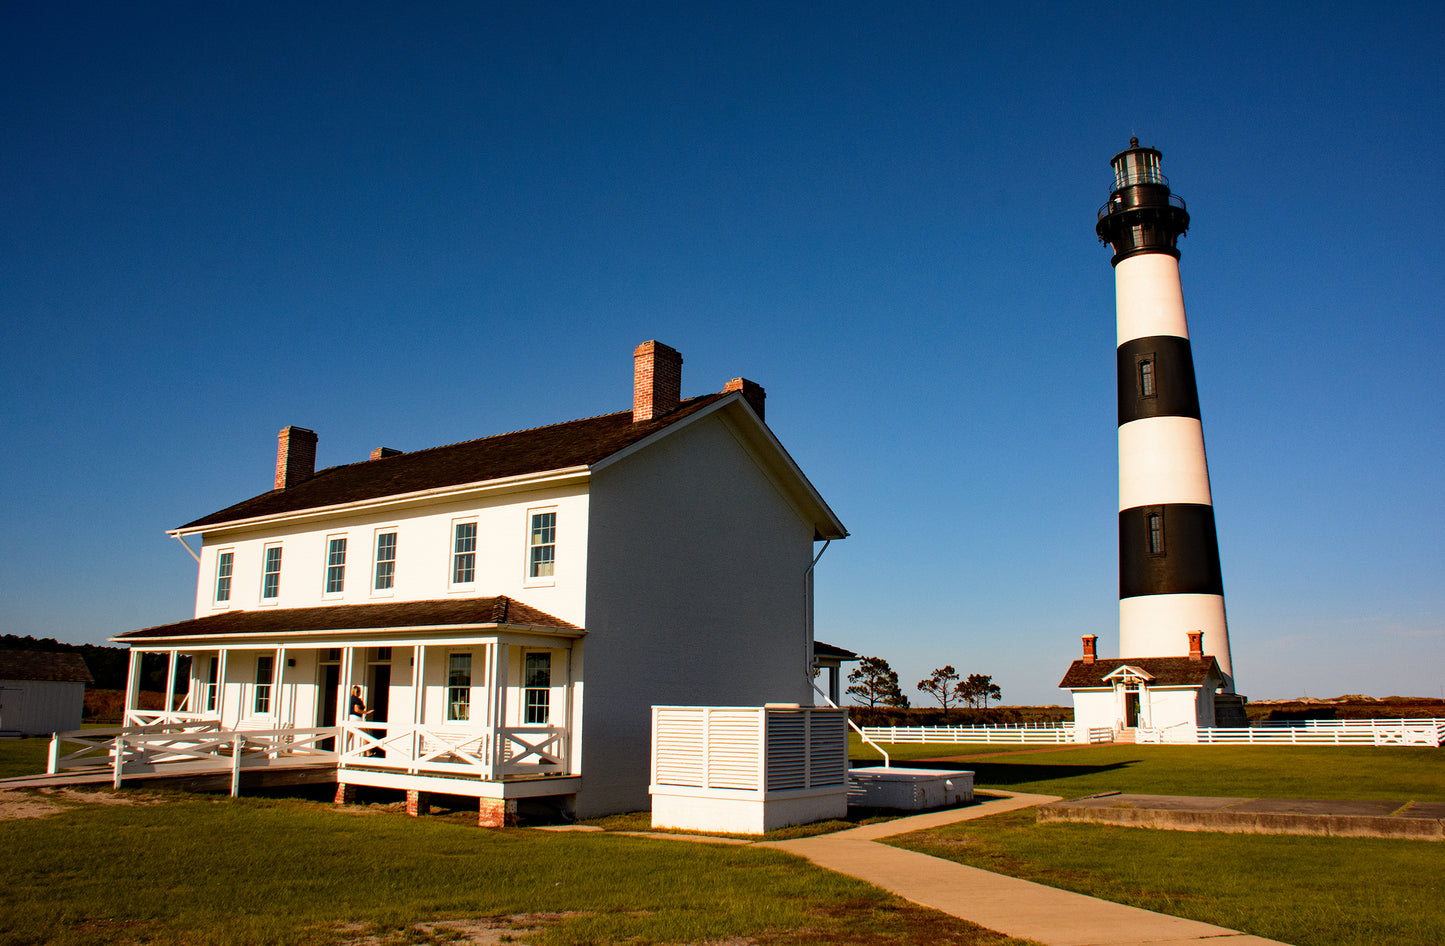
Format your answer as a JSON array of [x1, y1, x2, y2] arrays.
[[650, 704, 849, 834]]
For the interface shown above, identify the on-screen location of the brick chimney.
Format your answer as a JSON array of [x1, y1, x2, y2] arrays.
[[275, 426, 318, 489], [1187, 631, 1205, 661], [633, 341, 683, 423], [1081, 635, 1098, 665], [723, 378, 766, 422], [370, 447, 403, 460]]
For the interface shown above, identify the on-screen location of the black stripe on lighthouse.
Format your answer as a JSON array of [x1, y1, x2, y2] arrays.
[[1117, 335, 1201, 425], [1119, 503, 1224, 598]]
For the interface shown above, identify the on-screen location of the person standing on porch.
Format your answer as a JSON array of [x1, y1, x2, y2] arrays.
[[347, 686, 370, 753]]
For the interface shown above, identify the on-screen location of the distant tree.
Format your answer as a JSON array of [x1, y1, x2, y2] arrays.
[[958, 673, 1002, 709], [847, 656, 909, 708], [917, 665, 961, 716]]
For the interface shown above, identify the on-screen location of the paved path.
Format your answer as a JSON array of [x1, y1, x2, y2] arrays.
[[757, 792, 1293, 946]]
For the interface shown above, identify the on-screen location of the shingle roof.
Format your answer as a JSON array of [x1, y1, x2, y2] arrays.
[[115, 597, 581, 642], [1059, 656, 1224, 689], [0, 650, 94, 684], [813, 640, 859, 661], [181, 394, 727, 530]]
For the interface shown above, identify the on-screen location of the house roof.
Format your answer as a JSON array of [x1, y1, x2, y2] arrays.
[[115, 597, 581, 643], [0, 650, 94, 684], [813, 640, 859, 661], [1059, 656, 1223, 689], [180, 394, 728, 531]]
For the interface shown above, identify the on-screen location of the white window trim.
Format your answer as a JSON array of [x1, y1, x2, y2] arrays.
[[259, 543, 283, 606], [371, 526, 398, 598], [212, 548, 236, 609], [449, 517, 479, 592], [322, 533, 349, 599], [523, 506, 557, 589]]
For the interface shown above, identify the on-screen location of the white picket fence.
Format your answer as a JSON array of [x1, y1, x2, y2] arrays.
[[858, 723, 1108, 745], [1138, 718, 1445, 746]]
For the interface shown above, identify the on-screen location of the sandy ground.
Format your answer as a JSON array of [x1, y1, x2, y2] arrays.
[[0, 786, 160, 820]]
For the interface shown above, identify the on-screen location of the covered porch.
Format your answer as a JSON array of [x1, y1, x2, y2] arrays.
[[109, 597, 585, 809]]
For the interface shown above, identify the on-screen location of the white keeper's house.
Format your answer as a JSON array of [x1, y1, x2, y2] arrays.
[[115, 341, 847, 820]]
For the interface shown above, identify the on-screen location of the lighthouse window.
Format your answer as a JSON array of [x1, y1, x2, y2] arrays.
[[1139, 358, 1157, 398], [1147, 512, 1165, 555]]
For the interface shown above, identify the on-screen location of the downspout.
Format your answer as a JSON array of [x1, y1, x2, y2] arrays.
[[804, 539, 831, 698], [804, 538, 890, 768]]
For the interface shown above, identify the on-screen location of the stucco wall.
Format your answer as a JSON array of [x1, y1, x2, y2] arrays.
[[578, 412, 818, 817]]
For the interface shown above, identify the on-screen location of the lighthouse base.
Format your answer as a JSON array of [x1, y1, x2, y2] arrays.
[[1213, 693, 1249, 727]]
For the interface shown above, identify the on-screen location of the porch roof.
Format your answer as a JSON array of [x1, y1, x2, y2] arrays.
[[114, 596, 581, 644], [1059, 656, 1223, 690]]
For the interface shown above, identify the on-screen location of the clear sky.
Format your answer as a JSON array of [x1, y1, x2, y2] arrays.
[[3, 2, 1441, 705]]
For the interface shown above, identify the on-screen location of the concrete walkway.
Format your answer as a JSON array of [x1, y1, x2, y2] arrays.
[[757, 792, 1293, 946]]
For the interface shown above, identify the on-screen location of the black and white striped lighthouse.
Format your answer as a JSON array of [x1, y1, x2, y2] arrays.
[[1096, 139, 1236, 691]]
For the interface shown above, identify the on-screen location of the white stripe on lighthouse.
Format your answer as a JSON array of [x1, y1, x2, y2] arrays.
[[1118, 417, 1214, 509], [1116, 253, 1190, 344]]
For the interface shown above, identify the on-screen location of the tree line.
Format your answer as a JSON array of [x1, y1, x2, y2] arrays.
[[2, 634, 185, 692], [846, 656, 1002, 714]]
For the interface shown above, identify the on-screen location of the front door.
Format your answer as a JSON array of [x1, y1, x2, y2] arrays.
[[318, 663, 340, 750], [1125, 689, 1140, 727]]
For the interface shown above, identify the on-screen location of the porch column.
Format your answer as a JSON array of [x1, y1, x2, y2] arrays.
[[411, 645, 426, 770], [216, 648, 229, 726], [340, 647, 355, 754], [489, 644, 507, 779], [164, 649, 178, 718], [123, 649, 141, 726], [275, 645, 287, 728]]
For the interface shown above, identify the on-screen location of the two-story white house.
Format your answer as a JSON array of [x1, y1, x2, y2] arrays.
[[114, 341, 846, 821]]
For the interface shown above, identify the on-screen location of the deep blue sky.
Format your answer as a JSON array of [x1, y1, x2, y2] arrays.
[[3, 3, 1441, 704]]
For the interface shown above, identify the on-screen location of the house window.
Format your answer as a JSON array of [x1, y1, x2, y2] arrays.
[[529, 511, 556, 579], [447, 652, 471, 721], [452, 521, 477, 585], [214, 551, 234, 604], [325, 536, 347, 594], [1138, 357, 1157, 399], [261, 546, 283, 600], [1147, 511, 1165, 555], [205, 656, 219, 712], [254, 655, 274, 715], [524, 652, 551, 725], [373, 531, 397, 591]]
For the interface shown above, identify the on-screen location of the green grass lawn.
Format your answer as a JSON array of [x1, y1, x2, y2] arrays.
[[854, 739, 1445, 946], [0, 735, 54, 779], [851, 737, 1445, 800], [0, 791, 1035, 946]]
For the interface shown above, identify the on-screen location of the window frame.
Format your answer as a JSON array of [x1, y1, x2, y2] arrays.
[[254, 655, 274, 715], [525, 507, 557, 586], [450, 518, 478, 590], [323, 534, 348, 597], [1146, 508, 1166, 556], [446, 651, 472, 722], [1136, 352, 1158, 400], [260, 544, 283, 603], [372, 527, 398, 596], [523, 651, 552, 725], [213, 549, 235, 607]]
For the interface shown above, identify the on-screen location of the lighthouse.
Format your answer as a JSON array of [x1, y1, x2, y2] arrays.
[[1095, 138, 1238, 697]]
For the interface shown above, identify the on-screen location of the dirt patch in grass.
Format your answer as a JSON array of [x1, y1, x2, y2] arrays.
[[0, 787, 166, 821], [330, 913, 585, 945]]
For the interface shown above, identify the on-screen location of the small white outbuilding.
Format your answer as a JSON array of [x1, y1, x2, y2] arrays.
[[0, 650, 93, 736]]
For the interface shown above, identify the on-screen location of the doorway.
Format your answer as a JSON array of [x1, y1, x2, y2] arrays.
[[1125, 688, 1140, 728], [317, 663, 340, 750]]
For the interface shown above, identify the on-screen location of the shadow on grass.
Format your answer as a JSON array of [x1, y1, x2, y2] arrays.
[[854, 756, 1140, 790]]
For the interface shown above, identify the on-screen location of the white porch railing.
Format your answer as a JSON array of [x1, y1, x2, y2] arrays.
[[124, 710, 210, 727], [44, 720, 573, 795], [338, 722, 569, 778]]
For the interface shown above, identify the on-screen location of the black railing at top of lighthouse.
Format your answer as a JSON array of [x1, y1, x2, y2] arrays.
[[1097, 191, 1187, 221]]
